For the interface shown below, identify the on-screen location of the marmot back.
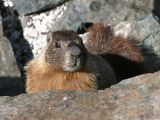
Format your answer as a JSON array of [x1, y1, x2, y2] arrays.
[[25, 30, 116, 93]]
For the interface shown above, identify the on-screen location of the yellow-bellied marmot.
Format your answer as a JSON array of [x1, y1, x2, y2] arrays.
[[25, 23, 143, 93]]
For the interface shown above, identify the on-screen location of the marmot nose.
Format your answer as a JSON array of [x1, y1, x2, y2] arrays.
[[70, 46, 81, 58]]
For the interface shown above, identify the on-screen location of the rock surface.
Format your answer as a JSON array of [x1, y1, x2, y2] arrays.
[[0, 1, 33, 78], [52, 0, 154, 31], [0, 15, 20, 77], [12, 0, 70, 15], [21, 5, 67, 57], [0, 71, 160, 119], [153, 0, 160, 17]]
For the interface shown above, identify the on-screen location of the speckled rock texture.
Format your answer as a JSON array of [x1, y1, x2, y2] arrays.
[[12, 0, 70, 15], [52, 0, 155, 31], [0, 71, 160, 120]]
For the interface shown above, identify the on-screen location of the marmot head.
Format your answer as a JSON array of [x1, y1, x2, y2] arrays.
[[45, 30, 87, 72]]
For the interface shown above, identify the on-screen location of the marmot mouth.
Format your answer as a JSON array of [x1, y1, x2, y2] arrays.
[[63, 63, 82, 72]]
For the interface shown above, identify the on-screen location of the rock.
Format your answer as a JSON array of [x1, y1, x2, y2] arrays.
[[0, 14, 24, 96], [1, 7, 33, 77], [0, 15, 20, 77], [53, 0, 154, 31], [21, 4, 67, 57], [12, 0, 70, 15], [153, 0, 160, 17], [99, 71, 160, 120], [0, 71, 160, 119]]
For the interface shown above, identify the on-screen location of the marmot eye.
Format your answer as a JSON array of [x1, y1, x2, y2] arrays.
[[55, 41, 61, 48]]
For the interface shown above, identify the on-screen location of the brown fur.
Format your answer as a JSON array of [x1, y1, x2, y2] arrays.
[[25, 53, 97, 93], [86, 23, 144, 62], [25, 23, 144, 93], [25, 31, 116, 93]]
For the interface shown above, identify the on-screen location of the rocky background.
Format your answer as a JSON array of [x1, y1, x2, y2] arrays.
[[0, 0, 160, 119]]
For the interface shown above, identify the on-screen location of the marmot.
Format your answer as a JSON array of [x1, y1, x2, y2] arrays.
[[25, 30, 117, 93], [25, 23, 144, 93]]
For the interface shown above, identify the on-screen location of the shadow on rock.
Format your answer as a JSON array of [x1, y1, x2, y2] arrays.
[[153, 0, 160, 18], [0, 5, 33, 83], [0, 4, 33, 96], [0, 77, 25, 96]]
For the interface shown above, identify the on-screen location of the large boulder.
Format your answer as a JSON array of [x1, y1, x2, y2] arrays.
[[153, 0, 160, 17], [0, 71, 160, 119]]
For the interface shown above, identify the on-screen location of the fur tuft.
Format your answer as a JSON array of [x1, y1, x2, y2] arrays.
[[86, 23, 144, 62]]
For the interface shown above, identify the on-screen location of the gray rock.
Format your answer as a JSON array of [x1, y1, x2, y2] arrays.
[[0, 15, 20, 77], [2, 15, 33, 75], [0, 15, 23, 96], [153, 0, 160, 17], [12, 0, 70, 15], [53, 0, 154, 31], [0, 71, 160, 119]]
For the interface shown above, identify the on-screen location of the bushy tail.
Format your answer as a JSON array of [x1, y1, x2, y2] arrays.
[[85, 23, 144, 62]]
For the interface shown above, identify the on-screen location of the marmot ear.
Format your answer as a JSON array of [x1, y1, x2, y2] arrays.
[[41, 31, 53, 43], [77, 22, 93, 34], [46, 32, 53, 43]]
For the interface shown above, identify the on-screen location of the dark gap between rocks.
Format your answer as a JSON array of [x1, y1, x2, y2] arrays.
[[0, 76, 25, 96], [152, 0, 160, 19]]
